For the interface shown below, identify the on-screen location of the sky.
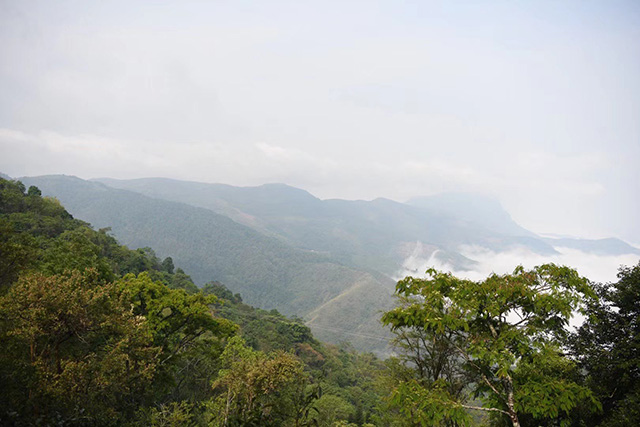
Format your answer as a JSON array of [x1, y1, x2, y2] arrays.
[[1, 0, 639, 243]]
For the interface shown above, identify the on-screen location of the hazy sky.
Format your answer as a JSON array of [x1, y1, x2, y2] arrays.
[[1, 0, 639, 243]]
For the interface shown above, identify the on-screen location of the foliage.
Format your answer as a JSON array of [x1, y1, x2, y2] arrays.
[[208, 283, 387, 425], [382, 265, 600, 426], [118, 272, 237, 403], [21, 174, 397, 354], [148, 401, 195, 427], [569, 261, 640, 426], [0, 216, 35, 288], [0, 268, 238, 425], [378, 306, 473, 426], [209, 336, 311, 426], [0, 179, 228, 424], [0, 270, 158, 425], [0, 178, 202, 293], [312, 394, 356, 426], [206, 283, 316, 353], [0, 177, 387, 425], [0, 179, 76, 289]]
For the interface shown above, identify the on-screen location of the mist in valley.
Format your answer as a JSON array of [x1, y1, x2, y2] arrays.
[[398, 242, 639, 284]]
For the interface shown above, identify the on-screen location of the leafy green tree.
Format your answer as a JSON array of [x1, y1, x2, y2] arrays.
[[386, 295, 472, 421], [203, 281, 243, 304], [390, 322, 466, 391], [27, 185, 42, 197], [148, 401, 195, 427], [162, 256, 175, 274], [382, 264, 600, 427], [0, 270, 159, 425], [167, 267, 199, 293], [40, 228, 115, 281], [0, 178, 79, 288], [209, 336, 313, 426], [0, 218, 36, 289], [117, 272, 237, 400], [569, 262, 640, 426], [0, 178, 27, 213], [311, 394, 355, 426], [378, 301, 472, 427]]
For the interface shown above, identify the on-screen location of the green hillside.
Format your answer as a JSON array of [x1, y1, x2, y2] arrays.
[[20, 175, 395, 354], [17, 174, 639, 355], [0, 176, 387, 425]]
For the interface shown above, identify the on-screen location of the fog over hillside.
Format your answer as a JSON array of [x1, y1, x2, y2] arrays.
[[95, 176, 639, 283], [398, 243, 639, 284]]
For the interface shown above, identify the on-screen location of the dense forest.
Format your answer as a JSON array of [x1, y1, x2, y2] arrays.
[[1, 176, 638, 426]]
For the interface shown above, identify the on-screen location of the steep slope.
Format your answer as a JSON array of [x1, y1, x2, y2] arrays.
[[20, 175, 394, 353]]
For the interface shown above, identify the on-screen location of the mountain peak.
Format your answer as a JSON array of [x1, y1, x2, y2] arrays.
[[407, 192, 535, 237], [255, 183, 318, 199]]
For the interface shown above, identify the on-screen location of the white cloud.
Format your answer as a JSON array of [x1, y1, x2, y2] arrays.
[[397, 243, 639, 285]]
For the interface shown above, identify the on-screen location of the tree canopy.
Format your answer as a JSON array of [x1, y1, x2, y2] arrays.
[[569, 262, 640, 426], [2, 176, 638, 426], [0, 177, 386, 426], [382, 264, 600, 426]]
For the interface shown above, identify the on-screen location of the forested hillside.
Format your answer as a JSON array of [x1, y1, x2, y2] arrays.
[[19, 175, 395, 354], [0, 177, 387, 425], [20, 174, 639, 353], [1, 176, 638, 426]]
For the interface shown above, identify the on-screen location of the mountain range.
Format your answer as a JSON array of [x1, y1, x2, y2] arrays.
[[15, 174, 640, 354]]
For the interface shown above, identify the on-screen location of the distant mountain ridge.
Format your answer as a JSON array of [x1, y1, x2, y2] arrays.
[[543, 237, 640, 256], [94, 176, 639, 264], [96, 179, 533, 269]]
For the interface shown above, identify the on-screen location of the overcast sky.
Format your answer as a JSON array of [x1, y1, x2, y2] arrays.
[[1, 0, 639, 243]]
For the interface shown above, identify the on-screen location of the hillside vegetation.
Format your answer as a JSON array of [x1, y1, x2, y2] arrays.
[[1, 176, 638, 426], [20, 175, 395, 354], [0, 177, 386, 425], [19, 175, 640, 354]]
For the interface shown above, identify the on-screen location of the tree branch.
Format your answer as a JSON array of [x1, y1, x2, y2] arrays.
[[458, 403, 510, 416], [451, 342, 506, 404]]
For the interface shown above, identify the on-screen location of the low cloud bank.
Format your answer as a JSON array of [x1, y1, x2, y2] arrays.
[[398, 244, 639, 284]]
